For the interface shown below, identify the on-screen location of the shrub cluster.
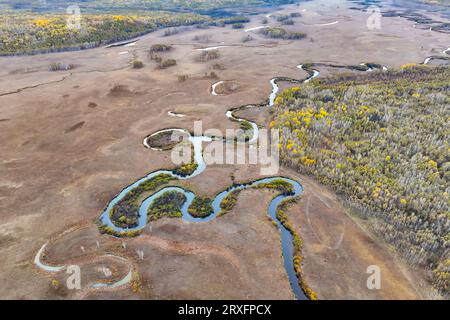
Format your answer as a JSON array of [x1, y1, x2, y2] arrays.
[[259, 27, 306, 40]]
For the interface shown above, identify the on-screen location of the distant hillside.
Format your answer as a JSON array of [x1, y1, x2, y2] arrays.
[[0, 12, 212, 55], [0, 0, 300, 14]]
